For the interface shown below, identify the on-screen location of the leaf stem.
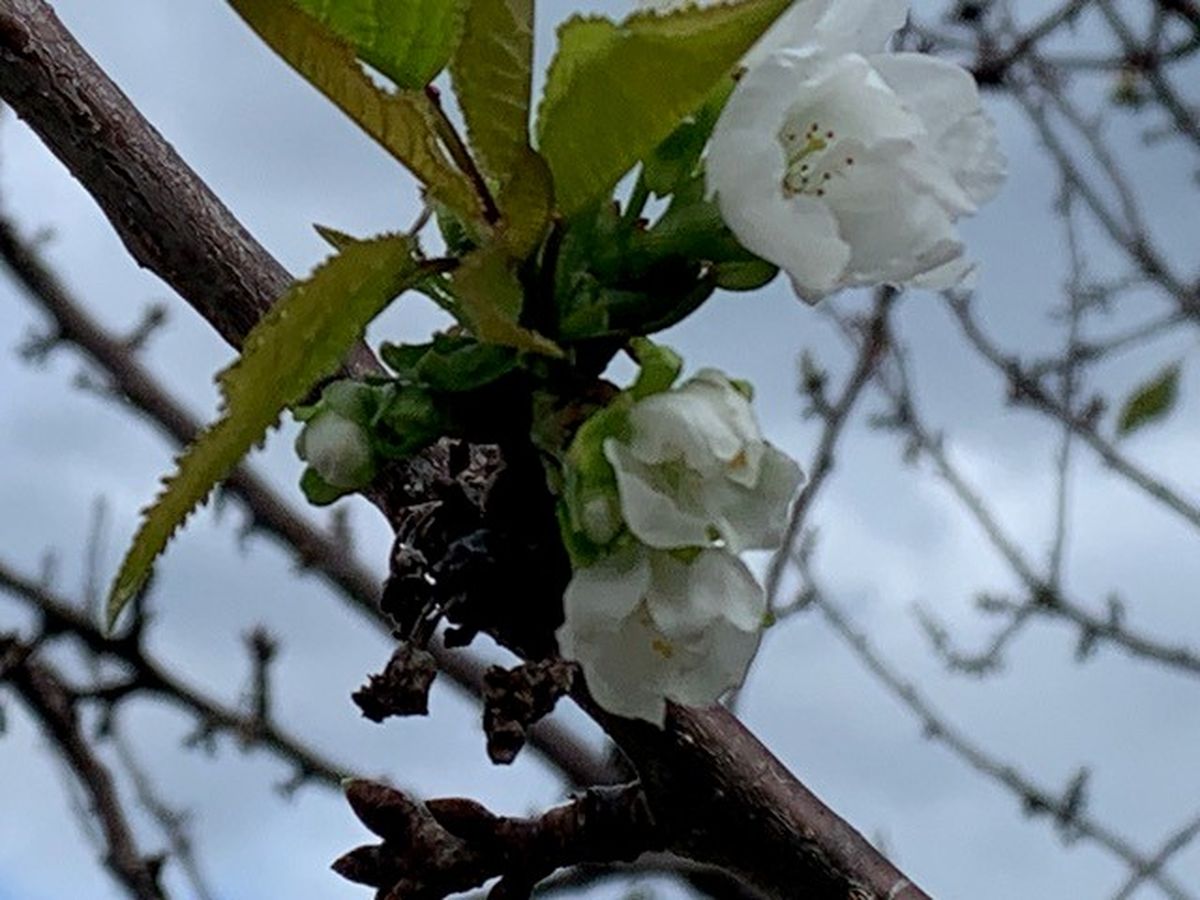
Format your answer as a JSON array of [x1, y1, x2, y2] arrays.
[[622, 171, 651, 228], [425, 86, 501, 226]]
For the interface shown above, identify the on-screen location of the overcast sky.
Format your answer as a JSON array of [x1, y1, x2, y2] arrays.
[[2, 2, 1199, 899]]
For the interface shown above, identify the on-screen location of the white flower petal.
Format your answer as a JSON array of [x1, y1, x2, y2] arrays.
[[558, 547, 767, 724], [560, 545, 650, 634], [829, 158, 965, 286], [707, 443, 805, 552], [603, 371, 801, 551], [742, 0, 835, 65], [910, 254, 977, 291], [870, 52, 1006, 209], [605, 440, 714, 548], [626, 379, 749, 472], [686, 550, 767, 632], [937, 110, 1007, 207], [298, 411, 373, 489], [778, 51, 924, 148], [723, 189, 850, 302], [809, 0, 908, 56], [663, 617, 763, 707], [560, 613, 670, 724], [706, 33, 1003, 302]]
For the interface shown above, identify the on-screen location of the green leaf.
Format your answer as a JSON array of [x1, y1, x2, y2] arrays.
[[560, 397, 634, 564], [229, 0, 480, 220], [451, 0, 535, 181], [452, 245, 563, 357], [713, 257, 779, 291], [1117, 362, 1182, 436], [292, 0, 468, 88], [314, 223, 358, 250], [107, 235, 423, 628], [373, 386, 446, 458], [495, 148, 554, 259], [627, 338, 682, 400], [641, 79, 734, 197], [382, 334, 518, 392], [536, 0, 789, 217], [301, 468, 351, 506]]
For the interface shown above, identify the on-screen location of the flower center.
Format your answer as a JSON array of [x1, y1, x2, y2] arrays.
[[637, 606, 677, 659], [651, 637, 676, 660], [779, 120, 855, 199]]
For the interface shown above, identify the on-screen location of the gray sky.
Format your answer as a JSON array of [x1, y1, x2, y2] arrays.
[[2, 2, 1199, 898]]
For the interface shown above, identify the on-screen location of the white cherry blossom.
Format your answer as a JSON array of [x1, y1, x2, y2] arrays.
[[557, 545, 766, 724], [641, 0, 1005, 301], [603, 369, 803, 553]]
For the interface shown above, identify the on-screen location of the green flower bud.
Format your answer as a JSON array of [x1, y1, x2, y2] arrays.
[[296, 410, 375, 489]]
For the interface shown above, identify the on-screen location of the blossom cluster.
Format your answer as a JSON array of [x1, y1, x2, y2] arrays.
[[641, 0, 1005, 301], [557, 367, 803, 724], [554, 0, 1005, 725]]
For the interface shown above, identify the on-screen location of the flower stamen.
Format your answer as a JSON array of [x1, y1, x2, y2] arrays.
[[781, 120, 852, 198], [651, 637, 675, 659]]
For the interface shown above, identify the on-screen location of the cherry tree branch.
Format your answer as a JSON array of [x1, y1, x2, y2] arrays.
[[763, 288, 893, 609], [0, 0, 377, 374], [790, 562, 1196, 900], [0, 2, 956, 896], [334, 780, 658, 899], [1, 637, 169, 900], [0, 558, 354, 790], [758, 291, 1200, 895], [946, 293, 1200, 535]]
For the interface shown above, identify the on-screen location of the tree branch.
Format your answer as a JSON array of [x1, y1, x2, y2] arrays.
[[333, 780, 657, 899], [0, 0, 377, 374], [0, 558, 354, 790], [1, 637, 169, 900], [791, 562, 1196, 900]]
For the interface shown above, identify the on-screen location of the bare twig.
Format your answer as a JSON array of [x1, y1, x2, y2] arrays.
[[792, 564, 1196, 900], [1, 638, 169, 900], [947, 294, 1200, 535], [763, 288, 894, 609], [0, 558, 354, 790]]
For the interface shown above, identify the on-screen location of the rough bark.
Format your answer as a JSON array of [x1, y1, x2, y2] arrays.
[[0, 0, 376, 375]]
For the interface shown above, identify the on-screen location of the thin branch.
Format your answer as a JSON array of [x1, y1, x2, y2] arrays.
[[1, 638, 169, 900], [792, 564, 1196, 900], [834, 300, 1200, 679], [0, 210, 616, 790], [763, 288, 894, 609], [110, 726, 218, 900], [948, 294, 1200, 535], [0, 558, 355, 790], [1011, 71, 1199, 317], [1094, 0, 1200, 152], [1110, 814, 1200, 900]]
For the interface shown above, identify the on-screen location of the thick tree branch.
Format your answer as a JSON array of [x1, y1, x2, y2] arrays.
[[334, 780, 657, 899], [0, 0, 376, 373], [594, 701, 929, 900]]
